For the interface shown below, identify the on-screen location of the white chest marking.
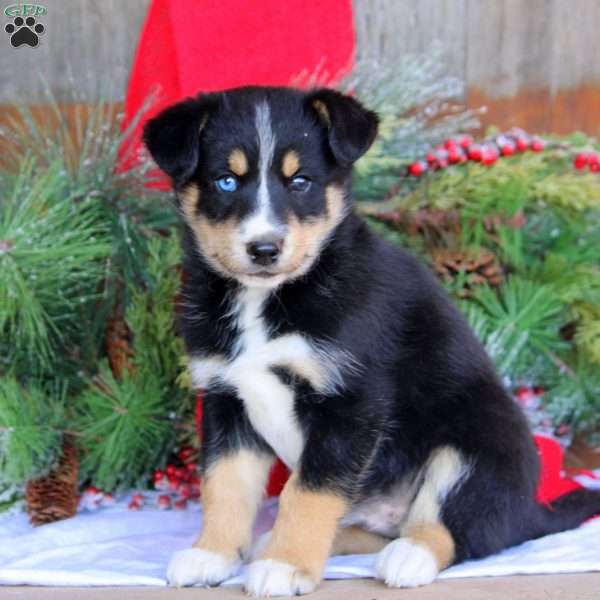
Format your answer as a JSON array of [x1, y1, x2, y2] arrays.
[[188, 289, 361, 469], [228, 288, 303, 468]]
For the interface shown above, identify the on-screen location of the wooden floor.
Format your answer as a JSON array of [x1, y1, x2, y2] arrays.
[[3, 574, 600, 600]]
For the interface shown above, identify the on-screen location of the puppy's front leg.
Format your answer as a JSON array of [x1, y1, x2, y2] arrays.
[[246, 472, 347, 597], [167, 448, 273, 587]]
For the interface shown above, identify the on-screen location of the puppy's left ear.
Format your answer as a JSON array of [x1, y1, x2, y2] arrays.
[[307, 88, 379, 167]]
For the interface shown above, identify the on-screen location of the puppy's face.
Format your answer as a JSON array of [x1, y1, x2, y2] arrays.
[[144, 87, 378, 288]]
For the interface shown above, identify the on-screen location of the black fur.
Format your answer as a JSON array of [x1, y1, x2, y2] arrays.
[[145, 86, 600, 567]]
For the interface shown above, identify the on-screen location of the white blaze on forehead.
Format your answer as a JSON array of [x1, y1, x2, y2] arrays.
[[240, 101, 279, 242]]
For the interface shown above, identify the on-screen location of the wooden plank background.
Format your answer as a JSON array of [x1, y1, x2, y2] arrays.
[[1, 0, 599, 134]]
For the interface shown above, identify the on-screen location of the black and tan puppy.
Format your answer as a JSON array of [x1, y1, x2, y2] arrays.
[[144, 86, 600, 596]]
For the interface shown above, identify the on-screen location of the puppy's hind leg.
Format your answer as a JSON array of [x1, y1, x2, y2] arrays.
[[375, 446, 465, 588], [331, 526, 390, 555]]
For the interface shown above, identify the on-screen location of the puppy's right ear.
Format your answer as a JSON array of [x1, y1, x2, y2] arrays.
[[143, 95, 216, 185]]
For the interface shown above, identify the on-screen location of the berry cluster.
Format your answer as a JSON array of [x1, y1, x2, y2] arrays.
[[573, 151, 600, 173], [151, 446, 200, 510], [78, 487, 116, 511], [79, 446, 200, 512], [408, 130, 547, 176]]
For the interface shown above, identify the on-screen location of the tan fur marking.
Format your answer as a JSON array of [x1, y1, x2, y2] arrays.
[[332, 526, 389, 556], [194, 450, 273, 560], [312, 100, 331, 127], [281, 184, 346, 278], [179, 184, 243, 277], [403, 523, 455, 570], [281, 150, 300, 178], [228, 148, 248, 176], [262, 473, 348, 582]]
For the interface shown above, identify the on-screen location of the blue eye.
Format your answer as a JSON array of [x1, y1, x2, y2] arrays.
[[216, 175, 239, 192], [289, 175, 311, 192]]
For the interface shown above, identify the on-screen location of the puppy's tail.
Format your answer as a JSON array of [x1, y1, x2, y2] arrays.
[[527, 489, 600, 540]]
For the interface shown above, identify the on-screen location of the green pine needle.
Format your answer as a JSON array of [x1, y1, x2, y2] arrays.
[[0, 159, 111, 370], [0, 376, 65, 484]]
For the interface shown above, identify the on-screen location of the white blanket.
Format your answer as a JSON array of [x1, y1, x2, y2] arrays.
[[1, 477, 599, 587]]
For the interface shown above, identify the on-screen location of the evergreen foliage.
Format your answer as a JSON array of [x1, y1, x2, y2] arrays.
[[366, 140, 600, 435]]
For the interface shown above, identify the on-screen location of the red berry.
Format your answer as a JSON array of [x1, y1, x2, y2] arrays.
[[128, 499, 142, 510], [408, 161, 427, 176], [500, 142, 516, 156], [590, 162, 600, 173], [166, 464, 176, 476], [574, 153, 588, 169], [530, 138, 544, 152], [174, 499, 188, 510], [447, 148, 461, 164], [467, 145, 483, 161], [588, 152, 599, 165], [458, 135, 473, 149], [178, 446, 194, 462], [444, 138, 458, 151], [153, 470, 164, 481], [157, 495, 171, 510], [426, 151, 437, 164], [532, 386, 545, 396], [185, 462, 197, 472], [481, 147, 499, 165], [179, 484, 192, 499], [515, 137, 530, 151]]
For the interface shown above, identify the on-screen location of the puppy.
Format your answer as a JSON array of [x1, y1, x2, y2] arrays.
[[144, 86, 600, 596]]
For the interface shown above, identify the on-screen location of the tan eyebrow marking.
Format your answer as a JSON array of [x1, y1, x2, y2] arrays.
[[228, 148, 248, 176], [282, 150, 301, 178]]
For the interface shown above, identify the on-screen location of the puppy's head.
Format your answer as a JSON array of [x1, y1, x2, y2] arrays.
[[144, 87, 378, 288]]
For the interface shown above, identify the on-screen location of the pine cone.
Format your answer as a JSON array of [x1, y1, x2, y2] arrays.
[[106, 312, 134, 379], [372, 209, 461, 242], [26, 437, 79, 526], [431, 248, 503, 297]]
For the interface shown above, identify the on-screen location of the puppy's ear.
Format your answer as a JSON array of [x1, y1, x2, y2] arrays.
[[307, 89, 379, 167], [143, 95, 216, 184]]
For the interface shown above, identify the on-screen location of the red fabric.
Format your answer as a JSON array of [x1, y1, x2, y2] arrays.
[[534, 435, 587, 504], [119, 0, 355, 182]]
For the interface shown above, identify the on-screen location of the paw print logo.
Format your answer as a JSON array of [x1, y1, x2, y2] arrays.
[[5, 16, 45, 48]]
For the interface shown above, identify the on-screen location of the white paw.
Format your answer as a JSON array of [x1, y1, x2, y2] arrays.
[[167, 547, 241, 587], [375, 538, 438, 588], [245, 559, 317, 597]]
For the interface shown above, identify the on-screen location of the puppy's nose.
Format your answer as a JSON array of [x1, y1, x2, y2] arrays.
[[246, 238, 282, 266]]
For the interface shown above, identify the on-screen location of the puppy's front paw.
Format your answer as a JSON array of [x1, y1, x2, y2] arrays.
[[375, 538, 438, 588], [245, 559, 317, 597], [167, 547, 241, 587]]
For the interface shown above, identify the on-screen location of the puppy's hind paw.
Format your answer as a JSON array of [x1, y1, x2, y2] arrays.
[[245, 559, 317, 597], [375, 538, 439, 588], [167, 547, 241, 587]]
